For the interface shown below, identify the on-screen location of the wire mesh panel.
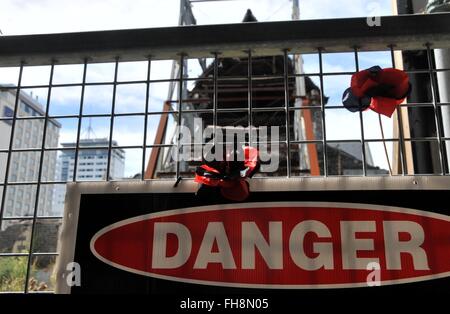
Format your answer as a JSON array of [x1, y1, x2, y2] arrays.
[[0, 14, 450, 293]]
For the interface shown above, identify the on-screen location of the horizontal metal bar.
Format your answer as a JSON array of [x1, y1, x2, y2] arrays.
[[5, 113, 143, 120], [252, 107, 286, 112], [0, 144, 176, 154], [316, 103, 450, 110], [0, 252, 60, 257], [291, 139, 398, 144], [2, 137, 449, 155], [0, 147, 75, 153], [45, 112, 146, 119], [146, 144, 176, 148], [253, 173, 448, 178], [0, 252, 59, 257], [3, 181, 77, 185], [1, 68, 448, 90], [0, 145, 141, 153], [404, 138, 443, 142], [2, 137, 448, 155], [0, 216, 63, 220], [329, 103, 450, 109], [27, 291, 56, 294], [287, 68, 450, 79], [364, 138, 399, 143], [0, 253, 29, 257], [178, 139, 405, 145], [290, 140, 323, 144], [292, 138, 450, 143], [31, 252, 59, 256], [5, 180, 41, 185], [180, 141, 288, 146], [0, 77, 209, 89], [400, 68, 450, 74], [1, 13, 449, 65]]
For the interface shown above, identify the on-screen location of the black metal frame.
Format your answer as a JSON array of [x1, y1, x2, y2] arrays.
[[0, 13, 450, 64]]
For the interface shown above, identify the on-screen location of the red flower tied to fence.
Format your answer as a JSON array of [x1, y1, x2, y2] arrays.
[[342, 66, 411, 117], [195, 146, 260, 201]]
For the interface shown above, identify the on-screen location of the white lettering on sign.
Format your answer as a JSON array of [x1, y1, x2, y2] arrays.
[[152, 220, 429, 271], [194, 222, 236, 269], [289, 220, 334, 271], [241, 221, 283, 270], [383, 221, 429, 270], [341, 221, 379, 270], [152, 222, 192, 269]]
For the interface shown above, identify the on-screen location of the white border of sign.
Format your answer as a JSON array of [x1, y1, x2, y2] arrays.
[[55, 176, 450, 293]]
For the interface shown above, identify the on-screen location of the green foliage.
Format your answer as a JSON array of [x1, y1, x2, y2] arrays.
[[0, 256, 56, 292], [0, 257, 27, 292]]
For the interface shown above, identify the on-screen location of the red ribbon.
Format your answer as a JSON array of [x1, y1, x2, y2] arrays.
[[194, 146, 259, 201]]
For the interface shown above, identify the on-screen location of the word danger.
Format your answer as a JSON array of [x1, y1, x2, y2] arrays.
[[91, 203, 450, 288], [152, 220, 428, 271]]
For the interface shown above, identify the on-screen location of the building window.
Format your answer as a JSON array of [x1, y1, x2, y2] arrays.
[[3, 106, 13, 125]]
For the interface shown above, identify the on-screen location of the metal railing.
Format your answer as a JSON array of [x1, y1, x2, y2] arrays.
[[0, 13, 450, 293]]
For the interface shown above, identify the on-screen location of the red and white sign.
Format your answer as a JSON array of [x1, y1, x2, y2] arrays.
[[90, 202, 450, 289]]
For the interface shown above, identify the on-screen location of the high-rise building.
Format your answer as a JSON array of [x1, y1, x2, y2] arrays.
[[58, 138, 125, 181], [0, 88, 61, 218], [53, 138, 125, 213]]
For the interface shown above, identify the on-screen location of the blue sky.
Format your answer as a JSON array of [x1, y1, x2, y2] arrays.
[[0, 0, 397, 176]]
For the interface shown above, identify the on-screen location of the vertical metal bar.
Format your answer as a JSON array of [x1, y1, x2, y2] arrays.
[[73, 59, 88, 182], [142, 57, 152, 180], [213, 52, 219, 147], [175, 54, 185, 179], [24, 62, 55, 293], [283, 50, 292, 177], [354, 48, 367, 176], [247, 50, 253, 146], [106, 57, 120, 181], [318, 48, 328, 176], [0, 62, 24, 223], [426, 43, 447, 174], [390, 45, 407, 175]]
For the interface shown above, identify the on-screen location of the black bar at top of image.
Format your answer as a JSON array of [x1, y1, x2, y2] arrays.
[[0, 13, 450, 65]]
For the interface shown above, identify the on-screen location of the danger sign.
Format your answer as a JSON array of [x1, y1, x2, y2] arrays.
[[56, 178, 450, 295], [90, 203, 449, 288]]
